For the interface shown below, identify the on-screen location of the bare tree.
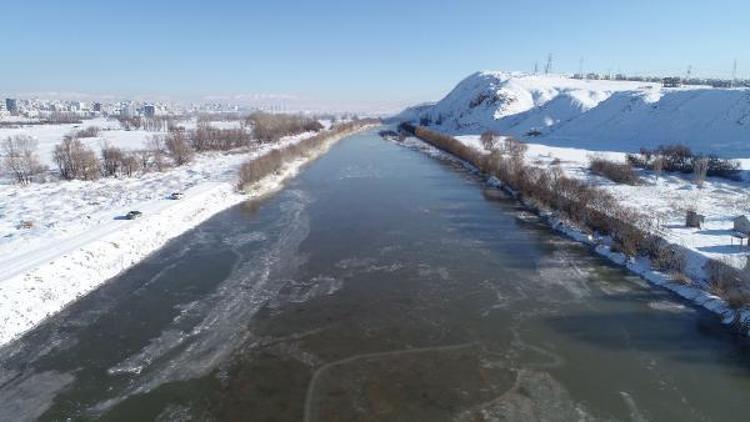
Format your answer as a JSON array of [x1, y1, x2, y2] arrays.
[[504, 137, 527, 173], [145, 136, 168, 171], [121, 152, 138, 177], [164, 132, 194, 166], [694, 157, 708, 187], [100, 142, 125, 177], [53, 137, 100, 180], [652, 155, 664, 178], [2, 135, 46, 184], [480, 131, 498, 151]]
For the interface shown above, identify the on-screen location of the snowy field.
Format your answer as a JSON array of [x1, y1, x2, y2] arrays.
[[456, 135, 750, 278], [400, 71, 750, 157], [0, 123, 370, 345], [0, 118, 127, 167], [0, 117, 253, 170]]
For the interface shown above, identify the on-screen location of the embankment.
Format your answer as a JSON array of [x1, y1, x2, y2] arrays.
[[398, 122, 750, 333]]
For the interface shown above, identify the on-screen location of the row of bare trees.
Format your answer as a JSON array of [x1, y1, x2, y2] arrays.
[[237, 119, 377, 190], [54, 133, 196, 181], [246, 112, 324, 143], [408, 123, 750, 309], [404, 123, 657, 256], [2, 114, 335, 184]]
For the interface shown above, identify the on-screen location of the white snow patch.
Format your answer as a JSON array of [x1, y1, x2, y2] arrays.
[[400, 71, 750, 157]]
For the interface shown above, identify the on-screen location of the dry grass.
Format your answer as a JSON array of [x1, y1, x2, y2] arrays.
[[707, 260, 750, 309], [588, 156, 640, 185], [247, 112, 324, 143]]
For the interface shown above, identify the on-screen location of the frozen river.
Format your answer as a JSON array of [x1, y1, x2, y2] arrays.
[[2, 129, 750, 421]]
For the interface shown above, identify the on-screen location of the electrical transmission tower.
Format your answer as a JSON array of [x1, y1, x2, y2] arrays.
[[544, 54, 552, 75], [578, 57, 584, 78], [685, 65, 692, 81], [534, 61, 538, 74], [732, 59, 738, 87]]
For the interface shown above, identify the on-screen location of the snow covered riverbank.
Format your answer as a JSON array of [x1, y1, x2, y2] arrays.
[[396, 130, 750, 333], [0, 125, 374, 346]]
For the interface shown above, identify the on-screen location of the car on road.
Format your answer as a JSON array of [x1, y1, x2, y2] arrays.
[[169, 192, 184, 200], [125, 211, 142, 220]]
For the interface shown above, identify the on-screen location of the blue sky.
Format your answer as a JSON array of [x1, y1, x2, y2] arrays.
[[2, 0, 748, 106]]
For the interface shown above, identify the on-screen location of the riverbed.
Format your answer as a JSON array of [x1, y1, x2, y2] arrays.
[[2, 129, 750, 421]]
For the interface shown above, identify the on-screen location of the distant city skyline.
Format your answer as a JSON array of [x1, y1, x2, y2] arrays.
[[2, 0, 749, 110]]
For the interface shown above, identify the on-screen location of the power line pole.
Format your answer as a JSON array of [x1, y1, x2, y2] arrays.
[[578, 57, 584, 78], [544, 54, 553, 75]]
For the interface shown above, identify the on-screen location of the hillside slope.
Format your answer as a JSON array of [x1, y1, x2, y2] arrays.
[[398, 71, 750, 157]]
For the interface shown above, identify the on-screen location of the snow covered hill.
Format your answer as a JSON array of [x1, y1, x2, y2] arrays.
[[398, 71, 750, 157]]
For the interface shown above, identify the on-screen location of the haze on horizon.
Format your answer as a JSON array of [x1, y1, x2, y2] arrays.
[[2, 0, 749, 110]]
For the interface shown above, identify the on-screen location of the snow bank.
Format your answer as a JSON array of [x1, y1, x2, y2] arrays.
[[0, 126, 371, 346], [400, 71, 750, 157]]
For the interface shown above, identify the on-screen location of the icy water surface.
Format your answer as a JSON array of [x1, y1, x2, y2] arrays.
[[2, 129, 750, 421]]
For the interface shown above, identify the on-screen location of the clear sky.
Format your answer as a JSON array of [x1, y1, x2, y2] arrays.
[[2, 0, 748, 107]]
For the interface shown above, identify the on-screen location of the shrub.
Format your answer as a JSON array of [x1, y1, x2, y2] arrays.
[[117, 116, 173, 132], [17, 220, 34, 229], [657, 144, 693, 172], [246, 112, 323, 143], [707, 260, 750, 309], [74, 126, 100, 138], [46, 112, 81, 124], [525, 128, 543, 137], [588, 156, 640, 185], [652, 243, 686, 274], [705, 155, 741, 180], [629, 144, 740, 181], [191, 123, 252, 151], [2, 135, 46, 184], [238, 149, 284, 188]]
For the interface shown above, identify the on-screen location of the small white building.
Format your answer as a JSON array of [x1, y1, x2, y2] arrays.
[[733, 216, 750, 234]]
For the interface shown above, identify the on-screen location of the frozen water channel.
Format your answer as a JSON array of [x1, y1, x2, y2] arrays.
[[2, 129, 750, 421]]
